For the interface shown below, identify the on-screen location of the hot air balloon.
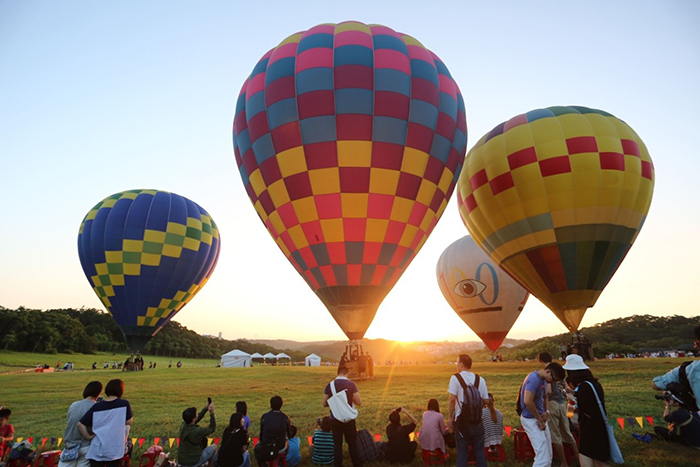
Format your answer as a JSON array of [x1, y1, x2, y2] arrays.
[[437, 235, 528, 351], [233, 21, 466, 340], [456, 106, 654, 331], [77, 189, 221, 351]]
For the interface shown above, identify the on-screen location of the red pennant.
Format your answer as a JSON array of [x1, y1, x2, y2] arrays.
[[41, 438, 47, 448], [138, 438, 145, 448], [616, 418, 625, 429], [214, 438, 220, 445], [374, 434, 380, 442], [177, 438, 180, 446], [505, 426, 512, 437], [646, 416, 654, 426], [153, 438, 160, 446], [28, 438, 34, 444]]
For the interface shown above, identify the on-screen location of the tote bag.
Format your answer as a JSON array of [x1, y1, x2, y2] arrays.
[[585, 381, 623, 464], [327, 380, 358, 423]]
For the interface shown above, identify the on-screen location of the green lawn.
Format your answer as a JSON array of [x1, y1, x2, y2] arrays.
[[0, 351, 696, 466]]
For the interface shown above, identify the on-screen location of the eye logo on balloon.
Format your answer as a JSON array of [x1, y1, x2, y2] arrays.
[[454, 279, 486, 298]]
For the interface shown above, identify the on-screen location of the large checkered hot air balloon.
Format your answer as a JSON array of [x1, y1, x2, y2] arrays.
[[233, 21, 466, 340], [437, 236, 528, 351], [456, 106, 654, 331], [78, 190, 221, 351]]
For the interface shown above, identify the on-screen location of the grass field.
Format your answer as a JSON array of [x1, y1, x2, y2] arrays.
[[0, 351, 697, 466]]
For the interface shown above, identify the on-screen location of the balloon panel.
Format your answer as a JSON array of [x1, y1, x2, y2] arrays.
[[436, 236, 528, 351], [456, 106, 654, 331], [233, 22, 466, 339], [78, 190, 221, 349]]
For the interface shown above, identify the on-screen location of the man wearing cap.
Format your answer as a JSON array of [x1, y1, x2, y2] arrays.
[[518, 361, 566, 467], [654, 383, 700, 448], [652, 324, 700, 411]]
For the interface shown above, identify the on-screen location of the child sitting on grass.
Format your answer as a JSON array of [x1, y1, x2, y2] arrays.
[[285, 425, 300, 467]]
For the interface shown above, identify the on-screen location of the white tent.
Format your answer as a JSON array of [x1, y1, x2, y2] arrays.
[[263, 352, 277, 360], [220, 349, 252, 368], [250, 352, 264, 359], [305, 353, 321, 366], [276, 353, 291, 360]]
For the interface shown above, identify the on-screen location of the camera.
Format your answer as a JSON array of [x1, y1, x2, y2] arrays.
[[654, 392, 672, 401]]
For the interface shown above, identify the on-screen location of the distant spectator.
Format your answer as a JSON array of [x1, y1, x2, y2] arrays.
[[310, 417, 334, 465], [59, 381, 103, 467], [0, 407, 14, 460], [482, 394, 503, 450], [358, 353, 367, 381], [216, 412, 249, 467], [235, 401, 251, 431], [366, 353, 374, 378], [420, 399, 446, 456], [384, 408, 418, 464], [285, 425, 300, 467], [78, 379, 133, 467], [178, 401, 217, 467]]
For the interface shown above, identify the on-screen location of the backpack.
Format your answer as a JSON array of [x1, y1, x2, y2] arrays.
[[676, 361, 699, 412], [515, 380, 525, 416], [454, 373, 483, 427]]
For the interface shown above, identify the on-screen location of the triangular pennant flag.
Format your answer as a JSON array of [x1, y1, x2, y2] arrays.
[[50, 437, 56, 446], [138, 438, 144, 448], [627, 418, 636, 428], [635, 417, 644, 428], [169, 438, 174, 447], [154, 438, 160, 446], [505, 426, 512, 437], [646, 416, 654, 426], [16, 437, 23, 443], [58, 438, 63, 447], [374, 434, 380, 442], [207, 438, 213, 446], [177, 438, 180, 446], [27, 438, 34, 444], [214, 438, 220, 445], [616, 418, 625, 429], [132, 438, 137, 446], [41, 438, 47, 448]]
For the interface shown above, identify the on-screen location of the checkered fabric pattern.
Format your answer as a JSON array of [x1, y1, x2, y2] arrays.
[[456, 106, 654, 331], [77, 189, 221, 348], [436, 235, 528, 351], [233, 22, 466, 339]]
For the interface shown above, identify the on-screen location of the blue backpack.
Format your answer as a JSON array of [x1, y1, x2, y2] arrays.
[[454, 373, 483, 427]]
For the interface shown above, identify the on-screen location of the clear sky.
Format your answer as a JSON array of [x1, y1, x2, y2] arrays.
[[1, 1, 699, 343]]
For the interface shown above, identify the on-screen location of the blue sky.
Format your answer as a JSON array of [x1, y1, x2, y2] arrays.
[[1, 1, 699, 342]]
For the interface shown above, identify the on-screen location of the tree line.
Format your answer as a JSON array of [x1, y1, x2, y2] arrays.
[[0, 306, 308, 361]]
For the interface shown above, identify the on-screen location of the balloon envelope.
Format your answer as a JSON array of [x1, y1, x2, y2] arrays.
[[437, 236, 528, 351], [456, 106, 654, 331], [77, 189, 221, 350], [233, 21, 466, 339]]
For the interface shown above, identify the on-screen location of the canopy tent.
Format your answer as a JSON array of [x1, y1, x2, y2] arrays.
[[250, 352, 264, 359], [263, 352, 277, 360], [220, 349, 252, 368], [276, 353, 291, 360], [305, 354, 321, 366]]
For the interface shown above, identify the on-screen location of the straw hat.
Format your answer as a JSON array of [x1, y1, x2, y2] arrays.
[[562, 354, 590, 371]]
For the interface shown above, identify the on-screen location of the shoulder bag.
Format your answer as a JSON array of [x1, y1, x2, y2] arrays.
[[584, 381, 623, 464], [327, 380, 358, 423]]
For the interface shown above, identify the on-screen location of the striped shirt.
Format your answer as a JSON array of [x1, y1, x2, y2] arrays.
[[311, 430, 334, 465], [482, 408, 503, 447]]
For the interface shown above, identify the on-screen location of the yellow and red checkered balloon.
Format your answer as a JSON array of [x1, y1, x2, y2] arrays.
[[456, 106, 654, 331], [233, 22, 466, 339], [77, 190, 221, 351]]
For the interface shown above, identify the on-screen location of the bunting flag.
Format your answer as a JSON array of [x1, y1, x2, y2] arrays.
[[505, 426, 512, 437], [27, 438, 34, 444], [41, 438, 47, 448], [646, 416, 654, 426], [50, 438, 56, 446], [177, 438, 180, 446], [169, 438, 175, 447], [627, 418, 636, 428], [132, 438, 137, 446], [617, 418, 625, 429], [153, 438, 160, 446], [214, 438, 220, 445], [16, 437, 23, 443], [635, 417, 644, 428], [207, 438, 213, 446], [138, 438, 145, 448], [373, 434, 380, 442]]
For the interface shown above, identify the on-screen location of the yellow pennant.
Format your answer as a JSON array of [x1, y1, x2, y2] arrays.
[[57, 438, 62, 447], [207, 438, 213, 446], [16, 437, 23, 443], [132, 438, 137, 446], [169, 438, 175, 447], [636, 417, 644, 428]]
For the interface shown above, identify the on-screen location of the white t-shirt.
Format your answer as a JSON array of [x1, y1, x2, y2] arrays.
[[447, 371, 488, 418]]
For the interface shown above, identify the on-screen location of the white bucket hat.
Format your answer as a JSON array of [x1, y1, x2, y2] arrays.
[[562, 354, 590, 371]]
